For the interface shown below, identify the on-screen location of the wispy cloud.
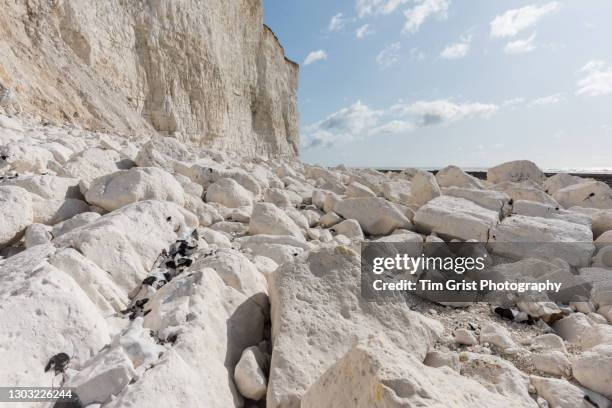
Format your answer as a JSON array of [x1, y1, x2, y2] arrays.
[[376, 43, 401, 69], [303, 101, 384, 148], [396, 99, 498, 126], [502, 97, 526, 107], [304, 50, 328, 66], [490, 2, 560, 38], [356, 24, 373, 39], [440, 35, 471, 59], [403, 0, 451, 34], [528, 93, 566, 107], [410, 47, 426, 61], [356, 0, 412, 18], [329, 12, 348, 32], [303, 98, 498, 148], [504, 33, 537, 54], [576, 60, 612, 96]]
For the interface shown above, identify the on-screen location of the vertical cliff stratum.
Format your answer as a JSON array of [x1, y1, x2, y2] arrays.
[[0, 0, 299, 157]]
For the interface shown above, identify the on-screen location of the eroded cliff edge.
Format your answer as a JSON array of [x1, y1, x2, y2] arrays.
[[0, 0, 299, 158]]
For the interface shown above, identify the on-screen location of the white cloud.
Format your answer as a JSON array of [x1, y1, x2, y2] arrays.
[[504, 33, 537, 54], [304, 98, 497, 148], [403, 0, 451, 34], [410, 47, 426, 61], [303, 50, 328, 66], [576, 60, 612, 97], [329, 12, 347, 32], [303, 101, 384, 148], [440, 36, 471, 59], [376, 43, 401, 69], [528, 93, 566, 107], [356, 24, 373, 38], [356, 0, 412, 18], [372, 120, 416, 134], [502, 97, 525, 107], [490, 2, 560, 38], [395, 99, 498, 126]]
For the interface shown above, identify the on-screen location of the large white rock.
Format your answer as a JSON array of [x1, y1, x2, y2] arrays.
[[595, 230, 612, 250], [234, 346, 268, 401], [479, 322, 519, 351], [459, 352, 537, 407], [86, 167, 185, 211], [0, 245, 111, 388], [48, 248, 128, 314], [54, 200, 198, 290], [512, 200, 592, 227], [487, 160, 546, 185], [24, 223, 52, 248], [532, 351, 571, 377], [572, 345, 612, 399], [330, 219, 364, 240], [436, 165, 483, 189], [51, 212, 102, 238], [0, 142, 55, 173], [0, 186, 33, 248], [68, 347, 135, 406], [488, 215, 594, 267], [569, 207, 612, 238], [414, 196, 499, 241], [1, 174, 81, 200], [267, 246, 442, 407], [544, 173, 588, 195], [554, 180, 612, 209], [59, 147, 121, 189], [31, 196, 91, 225], [381, 180, 412, 204], [345, 181, 376, 198], [531, 376, 607, 408], [301, 339, 524, 408], [135, 137, 193, 172], [236, 234, 313, 265], [442, 187, 511, 214], [493, 181, 559, 207], [206, 177, 254, 208], [410, 170, 441, 207], [552, 313, 593, 344], [109, 267, 266, 408], [249, 202, 305, 240], [191, 248, 267, 297], [334, 197, 412, 236]]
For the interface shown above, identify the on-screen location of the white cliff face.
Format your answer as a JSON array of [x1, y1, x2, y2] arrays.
[[0, 0, 299, 158]]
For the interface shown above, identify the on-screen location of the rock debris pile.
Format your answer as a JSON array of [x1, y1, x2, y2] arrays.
[[1, 114, 611, 407]]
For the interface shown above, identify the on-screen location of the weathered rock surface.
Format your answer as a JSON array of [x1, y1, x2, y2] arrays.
[[334, 197, 413, 236], [414, 196, 499, 241], [249, 202, 305, 240], [301, 340, 524, 408], [54, 200, 198, 289], [0, 186, 33, 248], [442, 186, 511, 214], [0, 0, 299, 158], [86, 167, 185, 211], [267, 246, 442, 407], [488, 215, 594, 266], [487, 160, 546, 185], [572, 345, 612, 399], [436, 165, 484, 189], [554, 180, 612, 209]]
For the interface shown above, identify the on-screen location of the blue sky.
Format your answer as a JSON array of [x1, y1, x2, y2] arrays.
[[262, 0, 612, 169]]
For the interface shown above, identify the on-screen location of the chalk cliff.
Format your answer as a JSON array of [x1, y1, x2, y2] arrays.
[[0, 0, 299, 157]]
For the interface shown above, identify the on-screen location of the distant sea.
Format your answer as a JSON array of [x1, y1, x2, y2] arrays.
[[375, 166, 612, 174]]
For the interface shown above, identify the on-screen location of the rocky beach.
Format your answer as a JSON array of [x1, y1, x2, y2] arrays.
[[1, 0, 612, 407]]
